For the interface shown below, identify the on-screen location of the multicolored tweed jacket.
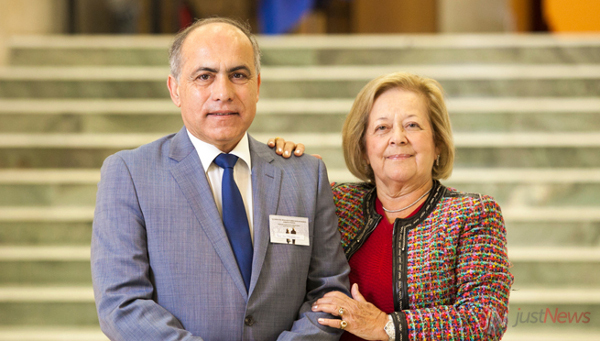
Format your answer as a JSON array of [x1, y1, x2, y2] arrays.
[[332, 180, 513, 341]]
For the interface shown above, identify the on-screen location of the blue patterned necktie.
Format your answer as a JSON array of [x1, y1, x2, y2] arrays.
[[214, 153, 253, 291]]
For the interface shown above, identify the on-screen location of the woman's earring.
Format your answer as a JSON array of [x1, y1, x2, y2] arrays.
[[436, 155, 440, 166]]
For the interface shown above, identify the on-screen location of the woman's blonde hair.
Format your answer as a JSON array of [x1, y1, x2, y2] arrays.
[[342, 72, 454, 183]]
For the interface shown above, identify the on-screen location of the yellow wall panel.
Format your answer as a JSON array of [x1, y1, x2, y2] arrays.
[[544, 0, 600, 32]]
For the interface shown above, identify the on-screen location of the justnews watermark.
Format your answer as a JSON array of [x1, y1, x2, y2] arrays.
[[478, 307, 592, 334], [511, 308, 591, 328]]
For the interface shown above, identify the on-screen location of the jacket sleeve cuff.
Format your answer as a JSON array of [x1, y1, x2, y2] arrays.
[[390, 311, 408, 341]]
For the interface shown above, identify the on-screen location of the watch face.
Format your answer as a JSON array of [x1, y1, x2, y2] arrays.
[[384, 318, 395, 339]]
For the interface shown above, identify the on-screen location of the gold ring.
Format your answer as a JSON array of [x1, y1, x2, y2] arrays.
[[340, 320, 348, 330], [338, 307, 345, 316]]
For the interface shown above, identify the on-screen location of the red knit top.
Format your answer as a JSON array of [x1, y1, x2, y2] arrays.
[[340, 198, 423, 341]]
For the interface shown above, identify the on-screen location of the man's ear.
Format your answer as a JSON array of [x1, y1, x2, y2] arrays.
[[167, 75, 181, 107], [256, 73, 261, 101]]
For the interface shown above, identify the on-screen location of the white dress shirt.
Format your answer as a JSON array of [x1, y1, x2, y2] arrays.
[[187, 130, 254, 243]]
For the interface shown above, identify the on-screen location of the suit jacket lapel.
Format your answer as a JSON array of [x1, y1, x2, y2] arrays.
[[248, 136, 282, 295], [168, 127, 248, 299]]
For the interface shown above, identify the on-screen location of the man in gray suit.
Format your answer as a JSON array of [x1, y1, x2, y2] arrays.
[[91, 17, 350, 340]]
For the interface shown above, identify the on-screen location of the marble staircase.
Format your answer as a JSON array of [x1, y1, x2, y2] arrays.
[[1, 34, 600, 340]]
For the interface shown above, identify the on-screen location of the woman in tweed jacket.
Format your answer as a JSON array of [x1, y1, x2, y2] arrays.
[[270, 72, 512, 340]]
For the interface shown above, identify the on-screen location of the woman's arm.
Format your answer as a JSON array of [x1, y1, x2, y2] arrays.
[[401, 195, 513, 341]]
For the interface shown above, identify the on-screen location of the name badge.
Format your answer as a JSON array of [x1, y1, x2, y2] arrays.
[[269, 215, 309, 246]]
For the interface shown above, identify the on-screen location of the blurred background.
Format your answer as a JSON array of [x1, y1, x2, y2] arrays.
[[0, 0, 599, 340]]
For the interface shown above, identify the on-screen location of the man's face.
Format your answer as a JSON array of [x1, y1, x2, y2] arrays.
[[167, 23, 260, 152]]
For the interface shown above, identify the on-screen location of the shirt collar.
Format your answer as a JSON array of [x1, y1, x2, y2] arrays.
[[186, 129, 252, 174]]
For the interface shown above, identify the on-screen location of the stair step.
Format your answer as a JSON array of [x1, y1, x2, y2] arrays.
[[0, 246, 89, 261], [2, 168, 600, 207], [0, 329, 589, 341], [1, 98, 599, 134], [0, 206, 598, 222], [0, 206, 598, 247], [0, 286, 595, 304], [4, 168, 600, 184], [0, 327, 599, 340], [1, 133, 598, 169], [502, 332, 600, 341], [2, 98, 599, 114], [510, 287, 600, 304], [0, 327, 107, 341], [0, 286, 598, 332], [448, 169, 600, 183], [502, 207, 600, 222], [508, 248, 600, 262], [10, 34, 600, 49], [8, 34, 600, 66], [2, 132, 600, 148], [0, 221, 92, 246], [510, 249, 600, 288], [0, 133, 164, 148], [0, 246, 91, 284], [0, 170, 99, 184], [2, 65, 600, 98], [2, 65, 600, 80], [1, 245, 597, 262], [0, 287, 93, 302], [2, 111, 600, 133], [0, 242, 597, 286], [3, 65, 600, 80], [0, 207, 93, 222], [3, 168, 600, 184], [0, 301, 97, 326], [512, 262, 600, 288], [0, 246, 90, 283], [1, 170, 600, 207]]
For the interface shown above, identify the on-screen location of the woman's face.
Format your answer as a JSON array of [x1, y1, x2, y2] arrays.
[[364, 88, 438, 189]]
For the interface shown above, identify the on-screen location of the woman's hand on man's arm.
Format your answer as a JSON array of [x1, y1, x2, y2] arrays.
[[312, 283, 390, 341], [267, 137, 322, 159]]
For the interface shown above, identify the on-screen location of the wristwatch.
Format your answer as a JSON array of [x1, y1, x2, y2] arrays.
[[384, 314, 395, 341]]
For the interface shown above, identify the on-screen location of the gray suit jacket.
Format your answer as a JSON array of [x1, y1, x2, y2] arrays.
[[91, 127, 350, 340]]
